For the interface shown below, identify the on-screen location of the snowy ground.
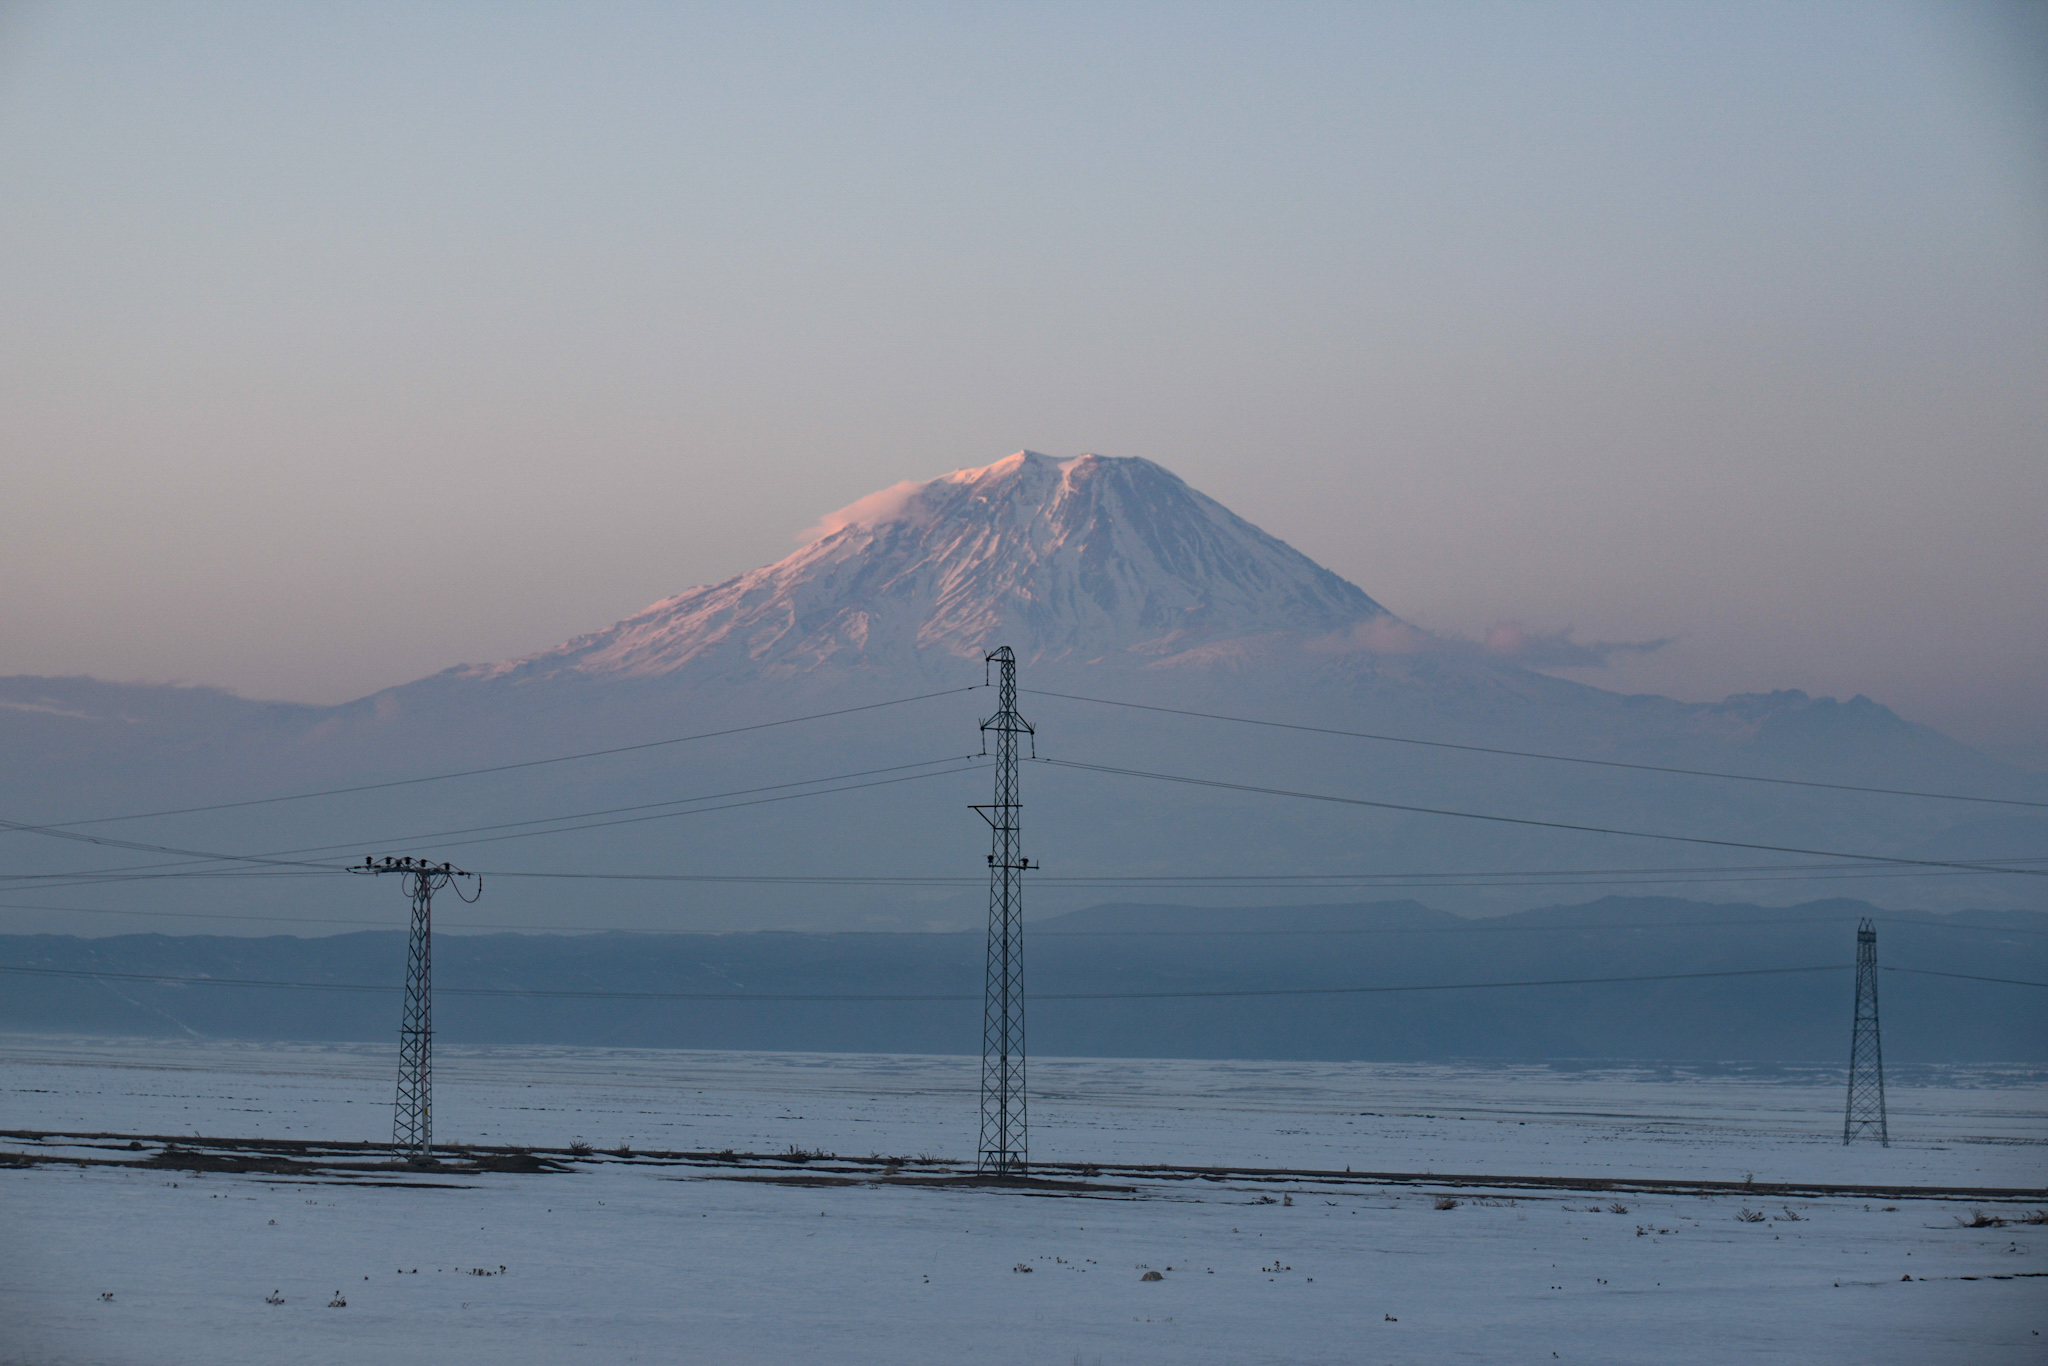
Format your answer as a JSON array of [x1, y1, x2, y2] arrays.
[[2, 1035, 2044, 1364]]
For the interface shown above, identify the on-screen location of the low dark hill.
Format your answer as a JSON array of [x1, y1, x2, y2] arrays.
[[1, 897, 2040, 1061]]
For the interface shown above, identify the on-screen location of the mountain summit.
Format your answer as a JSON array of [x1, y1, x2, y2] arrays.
[[4, 450, 2042, 931], [475, 452, 1390, 683]]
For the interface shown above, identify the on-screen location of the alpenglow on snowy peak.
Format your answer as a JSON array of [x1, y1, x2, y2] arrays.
[[474, 452, 1391, 682]]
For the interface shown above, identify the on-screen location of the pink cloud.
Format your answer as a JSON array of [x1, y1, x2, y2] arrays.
[[793, 480, 928, 544]]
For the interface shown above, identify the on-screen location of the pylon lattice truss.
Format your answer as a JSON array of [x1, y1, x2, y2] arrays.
[[351, 856, 480, 1163], [973, 647, 1033, 1175], [1843, 917, 1888, 1146]]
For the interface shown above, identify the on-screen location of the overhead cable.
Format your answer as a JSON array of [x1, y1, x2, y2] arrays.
[[0, 816, 345, 875], [13, 686, 984, 831], [2, 901, 2043, 937], [1027, 688, 2048, 808], [0, 961, 1868, 1000], [1882, 966, 2048, 989], [1039, 757, 2048, 878], [0, 759, 990, 890]]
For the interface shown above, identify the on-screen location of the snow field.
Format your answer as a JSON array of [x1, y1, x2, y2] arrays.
[[3, 1037, 2039, 1187], [2, 1036, 2043, 1364]]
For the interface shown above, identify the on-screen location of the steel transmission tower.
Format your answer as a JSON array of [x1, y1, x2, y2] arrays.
[[1843, 917, 1888, 1146], [352, 856, 481, 1163], [972, 647, 1035, 1175]]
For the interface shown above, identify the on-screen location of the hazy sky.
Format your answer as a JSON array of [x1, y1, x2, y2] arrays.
[[3, 2, 2044, 764]]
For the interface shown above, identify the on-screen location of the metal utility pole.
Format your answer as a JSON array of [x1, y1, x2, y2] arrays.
[[972, 647, 1034, 1175], [352, 855, 481, 1163], [1843, 917, 1888, 1146]]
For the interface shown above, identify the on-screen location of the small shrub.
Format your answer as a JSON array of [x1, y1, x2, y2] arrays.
[[1607, 1203, 1629, 1215], [613, 1144, 633, 1158], [1433, 1196, 1460, 1211], [1736, 1207, 1767, 1223], [2017, 1209, 2048, 1225], [567, 1141, 593, 1158], [1777, 1207, 1804, 1222], [1956, 1209, 2006, 1229]]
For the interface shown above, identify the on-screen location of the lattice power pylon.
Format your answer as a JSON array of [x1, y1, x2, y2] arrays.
[[1843, 916, 1888, 1146], [352, 856, 481, 1163], [972, 646, 1034, 1175]]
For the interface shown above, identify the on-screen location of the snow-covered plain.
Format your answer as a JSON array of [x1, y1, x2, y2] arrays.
[[3, 1035, 2044, 1364]]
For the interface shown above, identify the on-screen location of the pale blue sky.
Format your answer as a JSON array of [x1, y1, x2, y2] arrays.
[[3, 2, 2044, 762]]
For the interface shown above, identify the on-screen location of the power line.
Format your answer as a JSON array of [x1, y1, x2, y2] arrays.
[[209, 756, 984, 865], [18, 859, 2019, 894], [7, 748, 2040, 906], [354, 758, 989, 856], [1024, 860, 2031, 892], [0, 759, 991, 890], [12, 686, 984, 832], [0, 961, 1868, 1000], [1026, 688, 2048, 809], [448, 858, 2048, 897], [1034, 918, 2048, 939], [1883, 966, 2048, 989], [2, 901, 2043, 937], [0, 903, 435, 930], [1033, 966, 1857, 999], [0, 816, 345, 875], [1039, 757, 2048, 879], [13, 843, 2041, 902]]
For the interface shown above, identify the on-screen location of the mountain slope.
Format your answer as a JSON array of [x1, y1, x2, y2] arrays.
[[460, 452, 1389, 686], [3, 450, 2045, 936]]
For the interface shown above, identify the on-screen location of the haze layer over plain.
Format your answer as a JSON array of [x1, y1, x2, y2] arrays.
[[6, 452, 2046, 938], [1, 1, 2043, 764]]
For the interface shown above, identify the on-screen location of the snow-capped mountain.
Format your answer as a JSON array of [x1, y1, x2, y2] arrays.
[[4, 450, 2045, 935], [464, 452, 1389, 685]]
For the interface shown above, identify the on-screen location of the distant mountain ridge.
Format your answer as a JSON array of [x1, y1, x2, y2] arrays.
[[3, 450, 2045, 935]]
